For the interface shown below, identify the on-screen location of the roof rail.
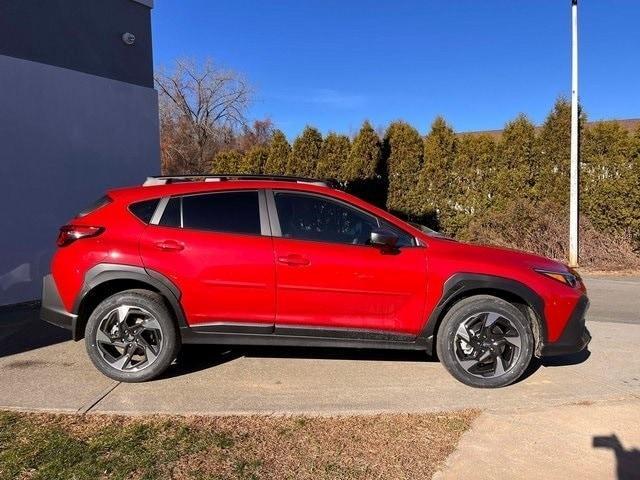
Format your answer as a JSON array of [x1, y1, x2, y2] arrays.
[[142, 174, 338, 188]]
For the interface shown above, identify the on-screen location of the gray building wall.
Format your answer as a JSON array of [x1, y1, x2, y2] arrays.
[[0, 0, 159, 306], [0, 0, 153, 88]]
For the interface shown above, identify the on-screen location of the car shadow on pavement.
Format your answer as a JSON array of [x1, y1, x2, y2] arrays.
[[593, 434, 640, 480], [164, 345, 591, 382], [243, 346, 437, 363], [510, 349, 591, 385], [541, 349, 591, 367], [162, 346, 245, 378], [161, 345, 436, 379], [0, 302, 70, 358]]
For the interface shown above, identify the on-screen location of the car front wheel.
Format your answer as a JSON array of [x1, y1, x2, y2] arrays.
[[436, 295, 534, 388]]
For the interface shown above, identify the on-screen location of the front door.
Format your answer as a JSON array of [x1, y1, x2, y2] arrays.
[[270, 191, 428, 335]]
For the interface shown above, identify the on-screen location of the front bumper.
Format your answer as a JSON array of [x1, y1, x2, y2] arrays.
[[40, 274, 77, 335], [541, 294, 591, 356]]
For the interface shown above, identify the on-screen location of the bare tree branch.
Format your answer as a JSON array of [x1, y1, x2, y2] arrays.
[[155, 58, 253, 173]]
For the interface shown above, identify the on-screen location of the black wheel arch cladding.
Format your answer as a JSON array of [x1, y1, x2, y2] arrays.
[[421, 273, 547, 352], [72, 263, 187, 340]]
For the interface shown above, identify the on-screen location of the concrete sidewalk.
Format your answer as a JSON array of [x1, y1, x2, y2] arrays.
[[1, 273, 639, 414], [435, 399, 640, 479], [0, 320, 638, 415]]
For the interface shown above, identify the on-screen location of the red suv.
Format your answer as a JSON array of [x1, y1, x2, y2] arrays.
[[41, 175, 590, 388]]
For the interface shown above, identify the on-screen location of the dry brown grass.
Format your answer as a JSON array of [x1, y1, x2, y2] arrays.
[[0, 409, 479, 480], [465, 200, 640, 270]]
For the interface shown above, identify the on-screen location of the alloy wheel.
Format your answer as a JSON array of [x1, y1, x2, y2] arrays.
[[453, 311, 522, 378], [95, 305, 164, 372]]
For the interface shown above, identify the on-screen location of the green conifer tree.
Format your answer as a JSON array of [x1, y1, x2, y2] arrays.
[[239, 145, 268, 174], [345, 121, 381, 181], [211, 150, 243, 174], [287, 126, 323, 176], [416, 117, 457, 224], [581, 121, 638, 241], [631, 127, 640, 247], [448, 133, 497, 236], [316, 133, 350, 180], [494, 114, 537, 206], [263, 130, 291, 175], [536, 99, 576, 204], [384, 121, 423, 218]]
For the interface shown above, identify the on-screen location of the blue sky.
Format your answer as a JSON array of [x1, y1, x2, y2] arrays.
[[152, 1, 639, 138]]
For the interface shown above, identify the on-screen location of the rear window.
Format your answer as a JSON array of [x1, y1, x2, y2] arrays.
[[77, 195, 112, 217], [129, 199, 159, 224], [159, 197, 181, 227], [182, 191, 260, 235]]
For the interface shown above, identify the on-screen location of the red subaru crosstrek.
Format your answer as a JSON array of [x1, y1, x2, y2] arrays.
[[41, 175, 590, 388]]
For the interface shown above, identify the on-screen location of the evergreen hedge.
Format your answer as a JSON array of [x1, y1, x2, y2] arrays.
[[207, 99, 640, 266]]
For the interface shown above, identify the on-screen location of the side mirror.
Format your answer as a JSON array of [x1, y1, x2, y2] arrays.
[[370, 228, 398, 248]]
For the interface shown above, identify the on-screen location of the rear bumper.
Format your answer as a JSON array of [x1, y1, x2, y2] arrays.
[[541, 294, 591, 356], [40, 274, 77, 335]]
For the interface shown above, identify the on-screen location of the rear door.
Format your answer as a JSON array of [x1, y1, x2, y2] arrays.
[[269, 190, 428, 335], [140, 189, 276, 330]]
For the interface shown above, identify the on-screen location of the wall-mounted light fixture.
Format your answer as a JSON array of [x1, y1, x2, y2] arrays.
[[122, 32, 136, 45]]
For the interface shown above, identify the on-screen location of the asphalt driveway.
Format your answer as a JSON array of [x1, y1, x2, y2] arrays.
[[0, 275, 638, 415]]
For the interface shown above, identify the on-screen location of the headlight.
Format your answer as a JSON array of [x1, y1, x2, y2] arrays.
[[535, 269, 578, 287]]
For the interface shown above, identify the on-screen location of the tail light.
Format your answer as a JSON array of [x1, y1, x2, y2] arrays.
[[57, 225, 104, 247]]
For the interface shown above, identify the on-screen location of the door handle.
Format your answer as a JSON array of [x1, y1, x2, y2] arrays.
[[277, 254, 310, 266], [154, 240, 184, 251]]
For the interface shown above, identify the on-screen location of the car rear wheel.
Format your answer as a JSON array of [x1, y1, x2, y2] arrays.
[[85, 289, 180, 382], [436, 295, 534, 388]]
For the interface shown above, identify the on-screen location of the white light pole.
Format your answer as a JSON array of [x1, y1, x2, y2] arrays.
[[569, 0, 579, 267]]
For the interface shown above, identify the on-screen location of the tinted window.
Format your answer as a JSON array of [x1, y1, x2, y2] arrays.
[[129, 199, 159, 224], [275, 192, 378, 245], [77, 195, 111, 217], [380, 220, 416, 247], [159, 197, 181, 227], [182, 191, 260, 234]]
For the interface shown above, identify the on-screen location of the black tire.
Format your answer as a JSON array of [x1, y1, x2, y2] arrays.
[[436, 295, 534, 388], [85, 289, 180, 382]]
